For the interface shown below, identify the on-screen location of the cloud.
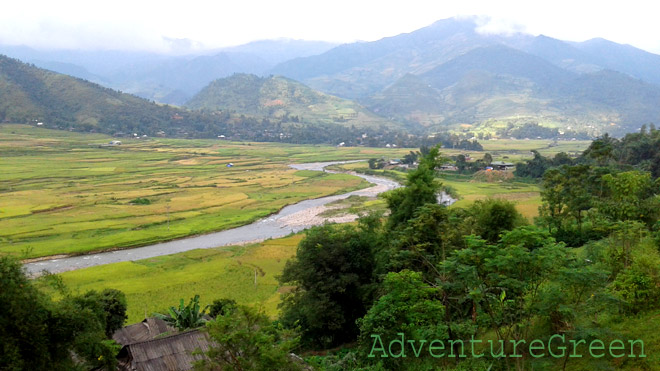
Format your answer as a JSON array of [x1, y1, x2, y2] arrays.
[[0, 0, 658, 54]]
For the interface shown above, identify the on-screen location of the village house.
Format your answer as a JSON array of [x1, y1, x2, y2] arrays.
[[489, 161, 515, 170]]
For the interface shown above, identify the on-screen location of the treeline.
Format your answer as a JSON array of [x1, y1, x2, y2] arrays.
[[515, 126, 660, 179], [497, 122, 592, 140]]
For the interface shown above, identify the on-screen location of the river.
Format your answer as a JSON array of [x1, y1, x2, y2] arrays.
[[24, 161, 401, 275]]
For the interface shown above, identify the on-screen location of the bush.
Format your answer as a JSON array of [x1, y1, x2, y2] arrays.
[[129, 197, 151, 205]]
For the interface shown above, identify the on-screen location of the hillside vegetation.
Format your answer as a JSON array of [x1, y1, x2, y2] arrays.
[[186, 73, 398, 129]]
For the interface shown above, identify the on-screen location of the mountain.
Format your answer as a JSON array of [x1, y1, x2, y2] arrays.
[[0, 56, 414, 146], [186, 74, 398, 129], [364, 44, 660, 135], [220, 39, 337, 66], [270, 17, 495, 99], [572, 38, 660, 86], [106, 52, 272, 105], [270, 17, 660, 136], [0, 40, 338, 106], [0, 54, 212, 136]]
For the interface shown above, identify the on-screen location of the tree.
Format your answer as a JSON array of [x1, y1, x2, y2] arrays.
[[383, 204, 468, 282], [358, 270, 447, 369], [514, 150, 551, 178], [455, 154, 467, 173], [209, 298, 237, 318], [278, 221, 379, 348], [582, 133, 618, 166], [72, 289, 127, 338], [385, 145, 442, 228], [154, 295, 209, 331], [466, 198, 527, 243], [195, 306, 302, 371], [402, 151, 419, 165], [439, 228, 569, 368], [483, 152, 493, 165], [0, 256, 122, 370], [599, 171, 660, 225]]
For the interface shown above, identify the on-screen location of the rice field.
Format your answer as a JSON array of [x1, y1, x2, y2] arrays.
[[40, 235, 303, 324], [0, 124, 410, 259]]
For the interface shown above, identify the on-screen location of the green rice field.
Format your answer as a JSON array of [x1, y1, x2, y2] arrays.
[[0, 124, 409, 259]]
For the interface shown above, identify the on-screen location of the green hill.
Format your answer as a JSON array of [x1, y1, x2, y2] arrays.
[[186, 74, 398, 129], [0, 54, 190, 134]]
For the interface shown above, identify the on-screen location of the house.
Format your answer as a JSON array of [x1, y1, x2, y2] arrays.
[[439, 164, 457, 171], [490, 161, 515, 170], [113, 317, 211, 371]]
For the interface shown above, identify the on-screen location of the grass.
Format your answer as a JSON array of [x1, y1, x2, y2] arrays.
[[44, 234, 303, 324], [0, 124, 412, 259]]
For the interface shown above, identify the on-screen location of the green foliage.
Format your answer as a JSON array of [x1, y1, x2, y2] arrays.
[[129, 197, 151, 205], [195, 306, 302, 371], [278, 221, 380, 348], [385, 145, 442, 227], [154, 295, 209, 331], [599, 171, 660, 225], [367, 158, 385, 169], [402, 150, 419, 165], [439, 227, 570, 359], [358, 270, 447, 369], [539, 164, 597, 243], [383, 204, 467, 281], [466, 198, 527, 243], [514, 150, 553, 178], [209, 298, 237, 318], [74, 289, 128, 338], [582, 129, 660, 178], [0, 256, 122, 370]]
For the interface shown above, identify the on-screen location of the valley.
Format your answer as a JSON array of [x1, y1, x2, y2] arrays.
[[0, 124, 408, 259], [2, 12, 660, 371]]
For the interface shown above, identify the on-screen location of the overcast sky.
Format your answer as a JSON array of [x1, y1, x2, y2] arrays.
[[2, 0, 659, 54]]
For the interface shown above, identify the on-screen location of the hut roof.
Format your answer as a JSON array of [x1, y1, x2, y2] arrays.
[[113, 318, 176, 346], [117, 330, 211, 371]]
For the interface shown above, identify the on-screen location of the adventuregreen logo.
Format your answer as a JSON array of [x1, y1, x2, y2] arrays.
[[369, 334, 646, 359]]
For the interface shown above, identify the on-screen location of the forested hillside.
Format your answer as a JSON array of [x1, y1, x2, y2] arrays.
[[186, 73, 399, 129]]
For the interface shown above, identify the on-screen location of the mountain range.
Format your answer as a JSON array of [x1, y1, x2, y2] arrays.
[[2, 17, 660, 138], [270, 17, 660, 136], [0, 40, 337, 105]]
